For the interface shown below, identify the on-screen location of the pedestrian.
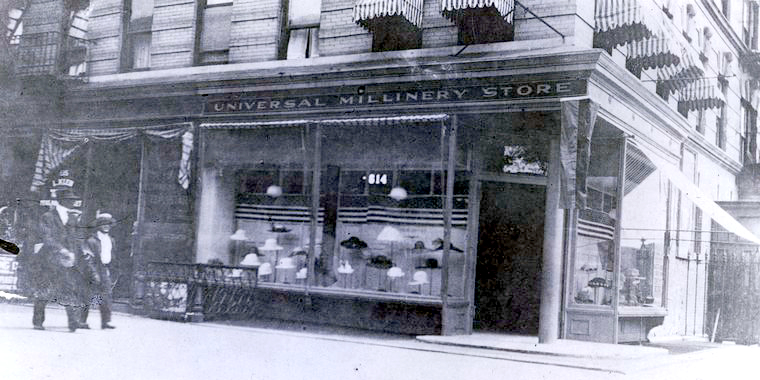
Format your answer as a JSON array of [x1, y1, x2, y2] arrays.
[[32, 188, 91, 332], [80, 211, 117, 329]]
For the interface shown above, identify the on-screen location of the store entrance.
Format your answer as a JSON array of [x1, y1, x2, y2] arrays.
[[474, 181, 545, 334]]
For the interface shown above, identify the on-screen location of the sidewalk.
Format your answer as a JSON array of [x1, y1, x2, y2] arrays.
[[1, 301, 757, 379]]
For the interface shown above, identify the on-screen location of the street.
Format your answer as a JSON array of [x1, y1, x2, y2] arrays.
[[0, 302, 757, 380]]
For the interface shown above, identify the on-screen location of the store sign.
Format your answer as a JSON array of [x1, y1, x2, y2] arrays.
[[204, 79, 586, 114]]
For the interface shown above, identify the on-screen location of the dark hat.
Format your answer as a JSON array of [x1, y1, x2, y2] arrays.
[[367, 255, 393, 269], [432, 238, 463, 252], [340, 236, 368, 250], [413, 241, 426, 250], [55, 188, 81, 200]]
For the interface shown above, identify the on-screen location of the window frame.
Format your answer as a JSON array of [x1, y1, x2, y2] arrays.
[[196, 0, 233, 65], [122, 0, 154, 72]]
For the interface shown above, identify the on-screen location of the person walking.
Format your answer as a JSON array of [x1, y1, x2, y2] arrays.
[[80, 211, 116, 329], [32, 188, 91, 332]]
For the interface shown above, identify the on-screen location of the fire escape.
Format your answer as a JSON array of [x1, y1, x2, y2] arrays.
[[4, 0, 90, 80]]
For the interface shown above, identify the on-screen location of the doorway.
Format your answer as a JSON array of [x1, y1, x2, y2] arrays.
[[473, 181, 545, 334]]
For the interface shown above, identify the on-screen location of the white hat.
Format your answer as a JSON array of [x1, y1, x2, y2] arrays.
[[258, 262, 273, 276], [259, 238, 283, 251], [276, 257, 296, 269], [230, 229, 248, 241], [296, 268, 308, 279], [408, 271, 429, 286], [377, 226, 403, 242], [240, 253, 261, 266], [386, 266, 405, 278], [337, 261, 354, 274]]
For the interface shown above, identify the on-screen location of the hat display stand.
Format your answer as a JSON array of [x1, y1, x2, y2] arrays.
[[386, 266, 405, 292], [376, 226, 404, 292], [258, 238, 283, 282], [416, 258, 440, 296], [275, 257, 297, 284], [336, 260, 355, 288], [408, 270, 429, 295], [339, 236, 368, 289]]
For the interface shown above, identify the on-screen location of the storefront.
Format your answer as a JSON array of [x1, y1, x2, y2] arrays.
[[49, 46, 760, 342]]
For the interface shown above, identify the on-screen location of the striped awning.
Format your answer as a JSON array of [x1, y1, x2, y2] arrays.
[[657, 45, 703, 93], [678, 78, 725, 111], [441, 0, 515, 24], [353, 0, 424, 30], [594, 0, 664, 51], [625, 35, 681, 71]]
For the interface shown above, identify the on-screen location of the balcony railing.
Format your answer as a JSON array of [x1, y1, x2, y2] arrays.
[[14, 31, 89, 77]]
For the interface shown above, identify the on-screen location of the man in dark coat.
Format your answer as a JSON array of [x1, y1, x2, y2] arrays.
[[80, 211, 116, 329], [32, 189, 94, 332]]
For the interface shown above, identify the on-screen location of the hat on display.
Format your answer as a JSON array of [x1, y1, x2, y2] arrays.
[[386, 266, 405, 278], [408, 271, 429, 286], [230, 229, 248, 241], [269, 222, 291, 233], [240, 253, 261, 266], [276, 257, 296, 269], [337, 260, 354, 274], [95, 211, 115, 227], [367, 255, 393, 269], [413, 241, 427, 250], [376, 226, 403, 242], [289, 247, 308, 256], [340, 236, 368, 250], [258, 262, 273, 276], [259, 238, 283, 251], [296, 268, 308, 279], [432, 238, 463, 252]]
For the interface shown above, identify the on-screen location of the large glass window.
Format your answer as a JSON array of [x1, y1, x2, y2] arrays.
[[618, 143, 667, 308], [572, 133, 620, 306]]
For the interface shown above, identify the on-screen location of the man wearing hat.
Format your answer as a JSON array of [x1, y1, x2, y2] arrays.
[[32, 188, 91, 332], [80, 211, 117, 329]]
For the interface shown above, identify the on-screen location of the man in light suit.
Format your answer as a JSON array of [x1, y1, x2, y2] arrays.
[[81, 211, 116, 329]]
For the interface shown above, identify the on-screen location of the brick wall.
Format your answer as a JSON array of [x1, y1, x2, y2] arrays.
[[151, 0, 196, 69], [318, 0, 371, 56], [229, 0, 283, 63], [421, 0, 457, 48], [513, 0, 593, 47], [87, 0, 123, 75]]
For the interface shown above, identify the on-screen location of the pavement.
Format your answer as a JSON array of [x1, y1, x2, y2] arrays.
[[0, 301, 758, 379]]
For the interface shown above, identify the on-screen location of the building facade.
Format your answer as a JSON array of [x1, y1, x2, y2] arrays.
[[5, 0, 760, 343]]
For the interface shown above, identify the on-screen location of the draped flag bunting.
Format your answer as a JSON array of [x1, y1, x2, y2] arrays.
[[30, 123, 193, 192], [560, 99, 599, 209]]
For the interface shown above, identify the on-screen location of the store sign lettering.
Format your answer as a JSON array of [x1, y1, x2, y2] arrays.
[[204, 80, 585, 114]]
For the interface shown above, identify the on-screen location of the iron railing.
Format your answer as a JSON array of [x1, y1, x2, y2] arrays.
[[137, 261, 259, 322]]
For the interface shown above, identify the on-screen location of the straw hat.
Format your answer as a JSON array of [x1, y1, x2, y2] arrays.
[[296, 268, 308, 279], [386, 266, 405, 278], [337, 261, 354, 274], [408, 271, 429, 286], [95, 211, 115, 227], [259, 238, 283, 251], [230, 229, 248, 241], [240, 253, 261, 266], [258, 262, 273, 276]]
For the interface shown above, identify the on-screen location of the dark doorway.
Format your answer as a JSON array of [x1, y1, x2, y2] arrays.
[[474, 181, 545, 334]]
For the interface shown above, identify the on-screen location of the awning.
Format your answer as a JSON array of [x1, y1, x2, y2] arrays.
[[657, 45, 703, 92], [633, 143, 760, 245], [441, 0, 515, 24], [200, 115, 449, 129], [678, 77, 725, 111], [353, 0, 424, 30], [625, 35, 681, 71], [594, 0, 664, 51]]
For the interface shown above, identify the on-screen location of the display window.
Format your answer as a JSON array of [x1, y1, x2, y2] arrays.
[[200, 117, 470, 300], [618, 143, 667, 308], [572, 131, 620, 306]]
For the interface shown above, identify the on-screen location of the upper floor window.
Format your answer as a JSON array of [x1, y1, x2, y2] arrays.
[[282, 0, 321, 59], [6, 8, 23, 45], [683, 4, 697, 43], [353, 0, 422, 52], [124, 0, 154, 70], [743, 0, 759, 49], [198, 0, 232, 65]]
